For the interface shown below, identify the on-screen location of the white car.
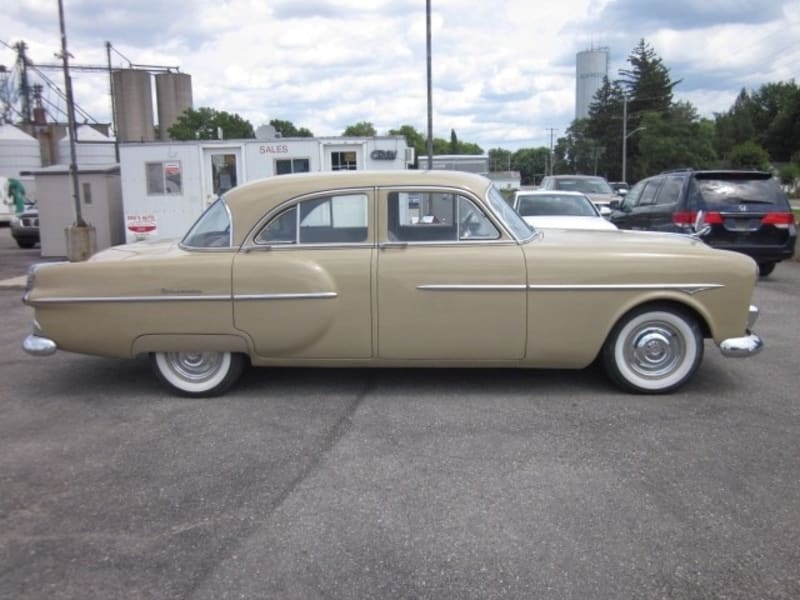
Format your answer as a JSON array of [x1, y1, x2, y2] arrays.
[[512, 190, 617, 231]]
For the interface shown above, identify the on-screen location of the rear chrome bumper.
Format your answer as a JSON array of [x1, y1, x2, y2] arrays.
[[719, 305, 763, 358], [22, 321, 58, 357], [23, 334, 58, 356]]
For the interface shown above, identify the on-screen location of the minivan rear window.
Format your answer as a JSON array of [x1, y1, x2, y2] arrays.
[[693, 173, 789, 210]]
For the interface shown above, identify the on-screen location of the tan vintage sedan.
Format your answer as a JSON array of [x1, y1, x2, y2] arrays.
[[22, 170, 763, 397]]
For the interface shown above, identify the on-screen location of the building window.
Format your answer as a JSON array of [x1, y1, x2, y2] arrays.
[[146, 161, 182, 195], [275, 158, 311, 175], [331, 151, 357, 171]]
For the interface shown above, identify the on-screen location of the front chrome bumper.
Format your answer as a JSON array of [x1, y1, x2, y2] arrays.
[[719, 305, 764, 358]]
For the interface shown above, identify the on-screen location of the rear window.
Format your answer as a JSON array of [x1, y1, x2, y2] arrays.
[[693, 173, 789, 211]]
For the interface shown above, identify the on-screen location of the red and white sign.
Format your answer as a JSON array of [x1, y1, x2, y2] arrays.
[[127, 214, 158, 237]]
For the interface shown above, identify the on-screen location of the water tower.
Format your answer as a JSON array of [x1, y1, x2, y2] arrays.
[[575, 47, 609, 120]]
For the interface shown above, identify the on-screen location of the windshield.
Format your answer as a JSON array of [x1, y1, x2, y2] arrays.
[[517, 193, 598, 217], [487, 185, 534, 240], [182, 198, 233, 248], [553, 177, 613, 195]]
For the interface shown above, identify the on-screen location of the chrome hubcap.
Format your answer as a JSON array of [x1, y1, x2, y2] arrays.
[[166, 352, 223, 382], [626, 325, 684, 379]]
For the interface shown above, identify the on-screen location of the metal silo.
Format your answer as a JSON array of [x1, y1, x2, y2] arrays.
[[156, 72, 193, 140], [112, 69, 155, 142], [575, 48, 609, 120]]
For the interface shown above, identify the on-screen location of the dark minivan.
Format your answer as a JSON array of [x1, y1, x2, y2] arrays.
[[609, 169, 796, 276]]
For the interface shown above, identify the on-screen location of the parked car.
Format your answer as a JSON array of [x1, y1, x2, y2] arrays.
[[608, 169, 796, 276], [10, 203, 39, 248], [512, 190, 616, 230], [22, 170, 762, 397], [609, 181, 630, 196], [539, 175, 619, 211]]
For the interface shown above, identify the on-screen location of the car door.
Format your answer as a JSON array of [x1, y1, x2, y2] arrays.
[[648, 174, 685, 231], [376, 188, 527, 360], [232, 189, 374, 359]]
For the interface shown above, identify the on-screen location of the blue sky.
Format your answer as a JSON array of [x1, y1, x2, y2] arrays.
[[2, 0, 798, 150]]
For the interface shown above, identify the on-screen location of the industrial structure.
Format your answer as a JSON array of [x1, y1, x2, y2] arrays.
[[575, 47, 609, 120]]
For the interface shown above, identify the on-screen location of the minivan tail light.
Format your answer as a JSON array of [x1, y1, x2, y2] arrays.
[[673, 211, 723, 227], [761, 212, 795, 228]]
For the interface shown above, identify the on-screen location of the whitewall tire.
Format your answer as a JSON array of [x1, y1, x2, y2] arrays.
[[603, 305, 703, 394], [151, 351, 245, 397]]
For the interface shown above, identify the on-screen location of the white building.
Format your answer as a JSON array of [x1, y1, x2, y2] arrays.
[[119, 135, 413, 242], [417, 154, 489, 174], [576, 47, 609, 120]]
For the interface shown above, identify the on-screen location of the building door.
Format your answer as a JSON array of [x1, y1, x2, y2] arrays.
[[202, 147, 243, 206]]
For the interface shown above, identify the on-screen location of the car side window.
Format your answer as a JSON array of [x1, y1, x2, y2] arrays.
[[638, 179, 661, 206], [387, 191, 498, 242], [255, 193, 368, 245], [621, 181, 645, 210], [654, 175, 683, 206]]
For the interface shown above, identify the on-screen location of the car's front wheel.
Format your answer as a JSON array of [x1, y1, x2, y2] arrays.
[[602, 305, 703, 394], [151, 351, 245, 397]]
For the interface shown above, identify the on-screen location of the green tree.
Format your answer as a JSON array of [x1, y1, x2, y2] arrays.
[[488, 148, 512, 171], [728, 141, 771, 170], [554, 119, 606, 176], [634, 106, 717, 178], [778, 163, 799, 187], [714, 89, 756, 159], [269, 119, 313, 137], [511, 147, 549, 185], [168, 107, 255, 140], [342, 121, 377, 136], [389, 125, 427, 167], [751, 81, 800, 162], [450, 129, 459, 153]]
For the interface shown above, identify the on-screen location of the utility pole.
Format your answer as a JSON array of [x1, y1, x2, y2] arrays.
[[546, 128, 558, 176], [621, 95, 628, 183], [58, 0, 95, 260], [425, 0, 433, 169], [15, 42, 32, 123]]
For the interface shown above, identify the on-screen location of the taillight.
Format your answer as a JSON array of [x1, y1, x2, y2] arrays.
[[673, 211, 694, 227], [673, 211, 723, 227], [761, 212, 795, 228]]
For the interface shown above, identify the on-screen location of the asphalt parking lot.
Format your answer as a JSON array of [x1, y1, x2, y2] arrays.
[[1, 227, 799, 599]]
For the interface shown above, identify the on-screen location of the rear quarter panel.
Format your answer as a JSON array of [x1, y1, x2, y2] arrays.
[[27, 251, 237, 358]]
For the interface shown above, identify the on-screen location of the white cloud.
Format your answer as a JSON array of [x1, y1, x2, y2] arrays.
[[2, 0, 798, 150]]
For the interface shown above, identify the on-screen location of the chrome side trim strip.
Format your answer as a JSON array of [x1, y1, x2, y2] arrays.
[[527, 283, 724, 295], [417, 284, 527, 291], [234, 292, 338, 301], [31, 295, 232, 304], [416, 283, 724, 295], [30, 291, 339, 304]]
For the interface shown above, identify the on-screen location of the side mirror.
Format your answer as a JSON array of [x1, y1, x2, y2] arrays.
[[617, 189, 628, 197], [599, 205, 612, 217], [609, 199, 621, 211]]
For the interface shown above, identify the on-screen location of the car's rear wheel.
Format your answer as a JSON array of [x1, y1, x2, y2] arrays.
[[151, 351, 245, 397], [602, 305, 703, 394], [758, 262, 776, 277]]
